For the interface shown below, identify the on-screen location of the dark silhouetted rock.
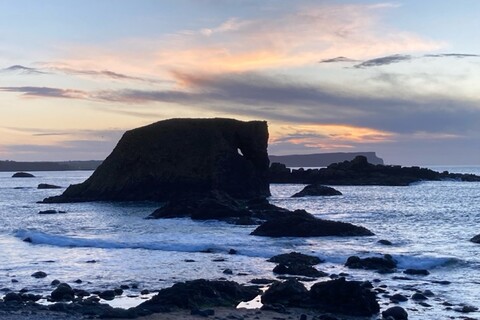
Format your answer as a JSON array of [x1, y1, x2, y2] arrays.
[[38, 210, 66, 214], [269, 155, 480, 186], [261, 279, 308, 306], [411, 292, 427, 301], [382, 306, 408, 319], [404, 269, 429, 276], [31, 271, 47, 278], [268, 252, 324, 266], [273, 264, 327, 278], [470, 234, 480, 243], [309, 277, 379, 316], [43, 118, 270, 203], [149, 190, 252, 220], [345, 255, 397, 272], [99, 290, 116, 301], [38, 183, 62, 189], [390, 294, 408, 303], [251, 210, 373, 237], [51, 283, 74, 301], [136, 279, 260, 312], [292, 184, 342, 197], [12, 172, 35, 178], [3, 292, 23, 302], [378, 239, 393, 245]]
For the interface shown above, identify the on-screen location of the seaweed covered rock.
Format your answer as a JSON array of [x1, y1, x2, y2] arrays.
[[251, 210, 374, 237], [43, 118, 270, 203]]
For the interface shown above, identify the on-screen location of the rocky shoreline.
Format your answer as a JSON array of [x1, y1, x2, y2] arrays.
[[1, 250, 478, 320]]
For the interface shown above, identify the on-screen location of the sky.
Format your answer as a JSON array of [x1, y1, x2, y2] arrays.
[[0, 0, 479, 165]]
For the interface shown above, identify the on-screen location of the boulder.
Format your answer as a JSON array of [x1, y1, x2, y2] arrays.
[[38, 183, 62, 189], [292, 184, 342, 197], [51, 283, 74, 301], [251, 210, 374, 237], [272, 263, 327, 278], [268, 252, 324, 265], [261, 279, 308, 306], [309, 277, 379, 316], [345, 255, 397, 272], [382, 306, 408, 320], [136, 279, 260, 312], [149, 190, 252, 220], [31, 271, 47, 278], [12, 172, 35, 178], [404, 269, 429, 276], [43, 118, 270, 203]]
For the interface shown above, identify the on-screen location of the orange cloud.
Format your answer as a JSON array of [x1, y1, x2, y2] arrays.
[[270, 123, 394, 150]]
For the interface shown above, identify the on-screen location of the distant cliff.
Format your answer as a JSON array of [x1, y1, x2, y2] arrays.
[[269, 152, 383, 167], [0, 160, 102, 172]]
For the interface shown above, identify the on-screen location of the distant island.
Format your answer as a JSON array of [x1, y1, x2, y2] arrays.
[[0, 152, 383, 172], [269, 152, 384, 167]]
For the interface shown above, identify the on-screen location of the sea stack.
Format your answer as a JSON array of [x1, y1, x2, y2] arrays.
[[43, 118, 270, 203]]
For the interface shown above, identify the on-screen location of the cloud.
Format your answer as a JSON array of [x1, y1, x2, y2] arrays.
[[1, 65, 47, 74], [319, 56, 358, 63], [354, 54, 413, 68], [0, 86, 88, 99], [424, 53, 480, 59], [50, 66, 160, 83], [2, 69, 479, 137]]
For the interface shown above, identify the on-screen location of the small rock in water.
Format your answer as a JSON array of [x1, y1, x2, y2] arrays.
[[411, 293, 428, 301], [114, 288, 124, 295], [74, 279, 82, 284], [38, 183, 62, 189], [228, 249, 237, 254], [404, 269, 429, 276], [455, 305, 478, 313], [140, 289, 150, 295], [86, 260, 97, 263], [378, 239, 393, 245], [99, 290, 116, 300], [23, 237, 32, 243], [12, 172, 35, 178], [51, 283, 74, 301], [223, 269, 233, 275], [470, 234, 480, 243], [38, 210, 66, 215], [51, 279, 60, 286], [11, 279, 18, 283], [31, 271, 48, 278], [390, 294, 408, 303], [382, 306, 408, 320]]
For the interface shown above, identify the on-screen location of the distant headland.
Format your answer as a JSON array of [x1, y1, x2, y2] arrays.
[[0, 152, 383, 172]]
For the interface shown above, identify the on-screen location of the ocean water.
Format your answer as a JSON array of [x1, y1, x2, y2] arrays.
[[1, 167, 480, 319]]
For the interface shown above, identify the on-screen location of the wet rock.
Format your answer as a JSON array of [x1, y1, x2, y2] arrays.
[[12, 172, 35, 178], [3, 292, 23, 302], [51, 283, 74, 301], [114, 288, 124, 296], [38, 183, 62, 189], [31, 271, 48, 278], [309, 277, 379, 316], [99, 290, 116, 300], [455, 305, 478, 313], [38, 210, 66, 214], [382, 306, 408, 320], [261, 279, 309, 306], [223, 269, 233, 275], [150, 190, 252, 220], [74, 279, 82, 284], [250, 278, 276, 285], [411, 293, 428, 301], [251, 210, 374, 237], [140, 289, 150, 295], [345, 255, 396, 272], [273, 264, 327, 278], [268, 252, 323, 266], [43, 118, 270, 203], [378, 239, 393, 245], [404, 269, 429, 276], [137, 279, 260, 312], [291, 184, 342, 197], [390, 294, 408, 303], [228, 249, 237, 254], [51, 279, 60, 286]]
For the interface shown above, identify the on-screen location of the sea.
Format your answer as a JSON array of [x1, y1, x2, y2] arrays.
[[1, 167, 480, 319]]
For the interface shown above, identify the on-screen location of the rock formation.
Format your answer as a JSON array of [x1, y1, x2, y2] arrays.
[[43, 118, 270, 203], [291, 184, 342, 197], [270, 155, 480, 185]]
